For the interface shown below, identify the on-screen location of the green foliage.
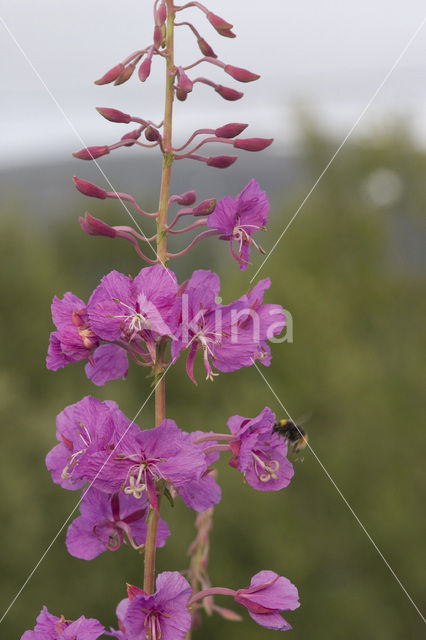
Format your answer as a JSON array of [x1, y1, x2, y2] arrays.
[[1, 125, 425, 639]]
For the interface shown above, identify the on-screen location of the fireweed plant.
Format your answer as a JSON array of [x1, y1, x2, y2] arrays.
[[23, 2, 302, 639]]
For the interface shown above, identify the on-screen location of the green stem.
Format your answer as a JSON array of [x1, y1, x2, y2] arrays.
[[143, 0, 175, 597]]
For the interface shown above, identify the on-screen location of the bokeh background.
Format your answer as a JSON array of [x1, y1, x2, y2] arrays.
[[0, 1, 425, 639]]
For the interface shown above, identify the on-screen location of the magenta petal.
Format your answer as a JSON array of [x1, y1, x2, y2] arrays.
[[179, 472, 222, 512], [61, 616, 105, 640], [46, 332, 72, 370], [247, 610, 292, 630], [246, 571, 300, 610], [85, 344, 128, 385], [207, 196, 237, 235], [65, 516, 107, 560]]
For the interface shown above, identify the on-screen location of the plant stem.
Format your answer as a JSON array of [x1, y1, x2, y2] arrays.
[[143, 0, 175, 598]]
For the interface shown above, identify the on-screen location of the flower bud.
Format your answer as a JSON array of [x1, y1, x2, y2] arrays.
[[144, 126, 161, 142], [121, 129, 142, 145], [175, 190, 197, 206], [79, 212, 117, 238], [96, 107, 131, 124], [215, 123, 248, 138], [225, 65, 260, 83], [215, 85, 243, 101], [177, 67, 193, 93], [206, 155, 238, 168], [138, 55, 152, 82], [234, 137, 274, 151], [94, 63, 124, 85], [73, 176, 107, 199], [114, 63, 136, 85], [206, 12, 233, 32], [72, 146, 110, 160], [192, 198, 217, 215], [155, 1, 167, 26], [197, 37, 217, 58], [176, 88, 188, 101], [153, 25, 164, 49]]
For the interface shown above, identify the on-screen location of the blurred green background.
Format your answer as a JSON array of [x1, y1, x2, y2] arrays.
[[1, 121, 425, 639]]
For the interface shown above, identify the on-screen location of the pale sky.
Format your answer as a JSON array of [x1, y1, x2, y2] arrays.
[[0, 0, 425, 167]]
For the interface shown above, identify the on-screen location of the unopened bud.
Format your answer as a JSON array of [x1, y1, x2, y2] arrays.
[[215, 122, 248, 138], [73, 176, 107, 199], [121, 129, 142, 145], [153, 25, 163, 49], [114, 63, 136, 86], [177, 67, 193, 93], [79, 212, 116, 238], [197, 37, 217, 58], [206, 155, 238, 168], [144, 126, 160, 142], [192, 198, 217, 215], [175, 190, 197, 206], [96, 107, 131, 124], [206, 11, 233, 32], [234, 137, 274, 151], [155, 1, 167, 26], [225, 65, 260, 83], [94, 63, 124, 85], [215, 85, 243, 101], [72, 145, 110, 160], [176, 88, 188, 101], [138, 55, 152, 82]]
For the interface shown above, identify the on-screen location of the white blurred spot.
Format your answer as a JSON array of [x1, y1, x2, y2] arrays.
[[361, 168, 403, 207]]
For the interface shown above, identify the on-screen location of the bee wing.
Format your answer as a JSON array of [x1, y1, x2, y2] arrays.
[[295, 412, 312, 427]]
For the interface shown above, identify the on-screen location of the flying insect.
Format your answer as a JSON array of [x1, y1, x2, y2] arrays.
[[273, 418, 308, 455]]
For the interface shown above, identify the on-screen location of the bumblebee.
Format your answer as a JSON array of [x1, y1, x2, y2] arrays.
[[273, 419, 308, 454]]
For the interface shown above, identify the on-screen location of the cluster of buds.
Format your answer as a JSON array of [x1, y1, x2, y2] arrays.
[[70, 1, 273, 269]]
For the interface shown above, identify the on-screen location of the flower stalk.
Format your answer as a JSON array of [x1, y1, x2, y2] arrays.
[[144, 0, 175, 598]]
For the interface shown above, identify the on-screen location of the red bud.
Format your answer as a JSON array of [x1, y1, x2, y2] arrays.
[[79, 213, 116, 238], [197, 37, 217, 58], [224, 65, 260, 83], [206, 155, 238, 168], [175, 190, 197, 206], [144, 126, 160, 142], [220, 29, 236, 39], [73, 176, 107, 199], [121, 129, 142, 145], [176, 88, 188, 101], [155, 1, 167, 26], [192, 198, 217, 215], [215, 123, 248, 138], [215, 85, 243, 101], [234, 137, 274, 151], [138, 56, 152, 82], [94, 63, 124, 85], [207, 12, 233, 31], [72, 146, 110, 160], [114, 63, 136, 85], [153, 25, 163, 49], [177, 66, 193, 93], [96, 107, 131, 124]]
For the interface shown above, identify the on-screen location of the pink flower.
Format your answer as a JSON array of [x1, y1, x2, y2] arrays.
[[235, 570, 300, 630], [207, 179, 269, 270]]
